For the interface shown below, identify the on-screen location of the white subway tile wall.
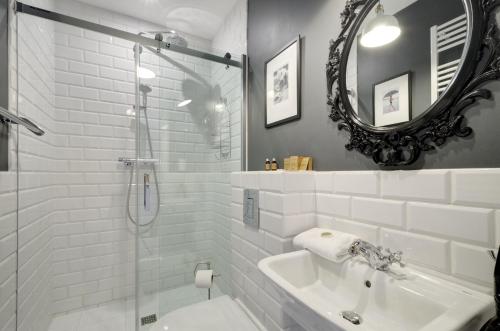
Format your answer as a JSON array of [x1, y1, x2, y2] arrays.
[[232, 169, 500, 331], [231, 172, 312, 331]]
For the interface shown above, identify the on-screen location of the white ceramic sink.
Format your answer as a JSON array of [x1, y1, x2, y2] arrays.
[[258, 250, 493, 331]]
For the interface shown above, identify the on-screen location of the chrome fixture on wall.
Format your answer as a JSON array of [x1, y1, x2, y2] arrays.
[[121, 80, 161, 228], [148, 30, 189, 48], [213, 97, 232, 160], [0, 105, 45, 136], [15, 2, 242, 68]]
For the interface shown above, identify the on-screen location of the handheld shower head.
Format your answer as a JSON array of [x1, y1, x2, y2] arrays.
[[139, 84, 153, 108], [140, 84, 153, 94]]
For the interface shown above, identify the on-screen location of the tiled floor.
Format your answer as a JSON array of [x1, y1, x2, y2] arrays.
[[48, 284, 225, 331]]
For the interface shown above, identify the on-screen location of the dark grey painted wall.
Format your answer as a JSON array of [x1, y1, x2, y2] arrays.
[[0, 0, 8, 171], [357, 0, 464, 124], [247, 0, 500, 171]]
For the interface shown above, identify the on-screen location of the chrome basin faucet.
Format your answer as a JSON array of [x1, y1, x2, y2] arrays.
[[341, 239, 405, 271]]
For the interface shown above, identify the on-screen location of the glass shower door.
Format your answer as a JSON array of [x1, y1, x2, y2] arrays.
[[136, 43, 243, 328], [133, 43, 161, 330]]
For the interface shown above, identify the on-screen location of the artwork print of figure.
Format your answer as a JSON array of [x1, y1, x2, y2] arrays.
[[382, 89, 400, 114], [273, 64, 289, 105]]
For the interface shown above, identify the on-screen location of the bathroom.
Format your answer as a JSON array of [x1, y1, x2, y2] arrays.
[[0, 0, 499, 330]]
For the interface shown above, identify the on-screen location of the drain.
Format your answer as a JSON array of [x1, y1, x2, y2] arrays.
[[340, 311, 362, 325], [141, 314, 157, 326]]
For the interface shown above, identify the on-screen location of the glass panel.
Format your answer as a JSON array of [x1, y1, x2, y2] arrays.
[[135, 45, 243, 328], [0, 3, 19, 331], [16, 14, 136, 331], [134, 44, 161, 330], [16, 12, 58, 331]]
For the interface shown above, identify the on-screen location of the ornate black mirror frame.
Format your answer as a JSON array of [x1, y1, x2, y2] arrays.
[[327, 0, 500, 166]]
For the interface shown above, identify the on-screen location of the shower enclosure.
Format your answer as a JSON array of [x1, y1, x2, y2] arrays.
[[9, 2, 246, 330]]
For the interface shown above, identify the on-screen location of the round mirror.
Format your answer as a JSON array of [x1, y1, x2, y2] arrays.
[[345, 0, 468, 128]]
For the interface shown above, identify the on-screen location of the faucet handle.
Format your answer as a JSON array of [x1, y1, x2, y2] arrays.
[[389, 250, 405, 267], [383, 248, 405, 267]]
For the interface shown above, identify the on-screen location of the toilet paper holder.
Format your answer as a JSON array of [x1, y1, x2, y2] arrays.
[[194, 262, 220, 300]]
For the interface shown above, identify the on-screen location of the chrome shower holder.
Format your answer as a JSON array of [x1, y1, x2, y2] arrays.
[[118, 157, 159, 168]]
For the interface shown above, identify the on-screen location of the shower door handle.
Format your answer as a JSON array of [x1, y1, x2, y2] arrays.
[[0, 106, 45, 136]]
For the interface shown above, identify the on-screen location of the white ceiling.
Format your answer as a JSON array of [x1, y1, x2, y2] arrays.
[[76, 0, 239, 40]]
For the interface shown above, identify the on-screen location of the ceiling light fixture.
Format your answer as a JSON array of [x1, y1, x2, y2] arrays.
[[360, 2, 401, 48], [137, 66, 156, 79]]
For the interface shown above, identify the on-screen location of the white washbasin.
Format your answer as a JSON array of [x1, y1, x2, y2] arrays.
[[258, 250, 494, 331]]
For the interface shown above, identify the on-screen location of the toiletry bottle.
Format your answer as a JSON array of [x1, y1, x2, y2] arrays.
[[265, 158, 271, 171], [480, 246, 500, 331], [271, 158, 278, 171]]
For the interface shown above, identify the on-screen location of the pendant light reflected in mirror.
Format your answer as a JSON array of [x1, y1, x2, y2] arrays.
[[360, 2, 401, 48]]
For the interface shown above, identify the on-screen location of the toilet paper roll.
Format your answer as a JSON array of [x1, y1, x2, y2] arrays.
[[195, 270, 213, 289]]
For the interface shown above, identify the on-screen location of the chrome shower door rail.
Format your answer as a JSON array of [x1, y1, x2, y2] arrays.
[[14, 2, 242, 68], [0, 106, 45, 136]]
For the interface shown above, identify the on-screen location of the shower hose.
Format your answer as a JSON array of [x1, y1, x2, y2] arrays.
[[126, 104, 160, 228]]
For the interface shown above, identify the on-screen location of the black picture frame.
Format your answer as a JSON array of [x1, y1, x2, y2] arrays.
[[372, 71, 412, 127], [265, 36, 301, 128]]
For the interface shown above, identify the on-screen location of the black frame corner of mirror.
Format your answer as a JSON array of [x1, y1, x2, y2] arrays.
[[327, 0, 500, 166], [265, 35, 302, 129]]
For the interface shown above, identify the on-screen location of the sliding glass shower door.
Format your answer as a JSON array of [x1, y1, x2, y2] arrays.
[[135, 45, 243, 327]]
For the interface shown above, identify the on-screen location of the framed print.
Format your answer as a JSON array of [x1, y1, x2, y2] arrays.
[[373, 72, 412, 127], [265, 36, 301, 128]]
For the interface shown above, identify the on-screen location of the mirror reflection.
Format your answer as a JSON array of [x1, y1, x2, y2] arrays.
[[346, 0, 467, 127]]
